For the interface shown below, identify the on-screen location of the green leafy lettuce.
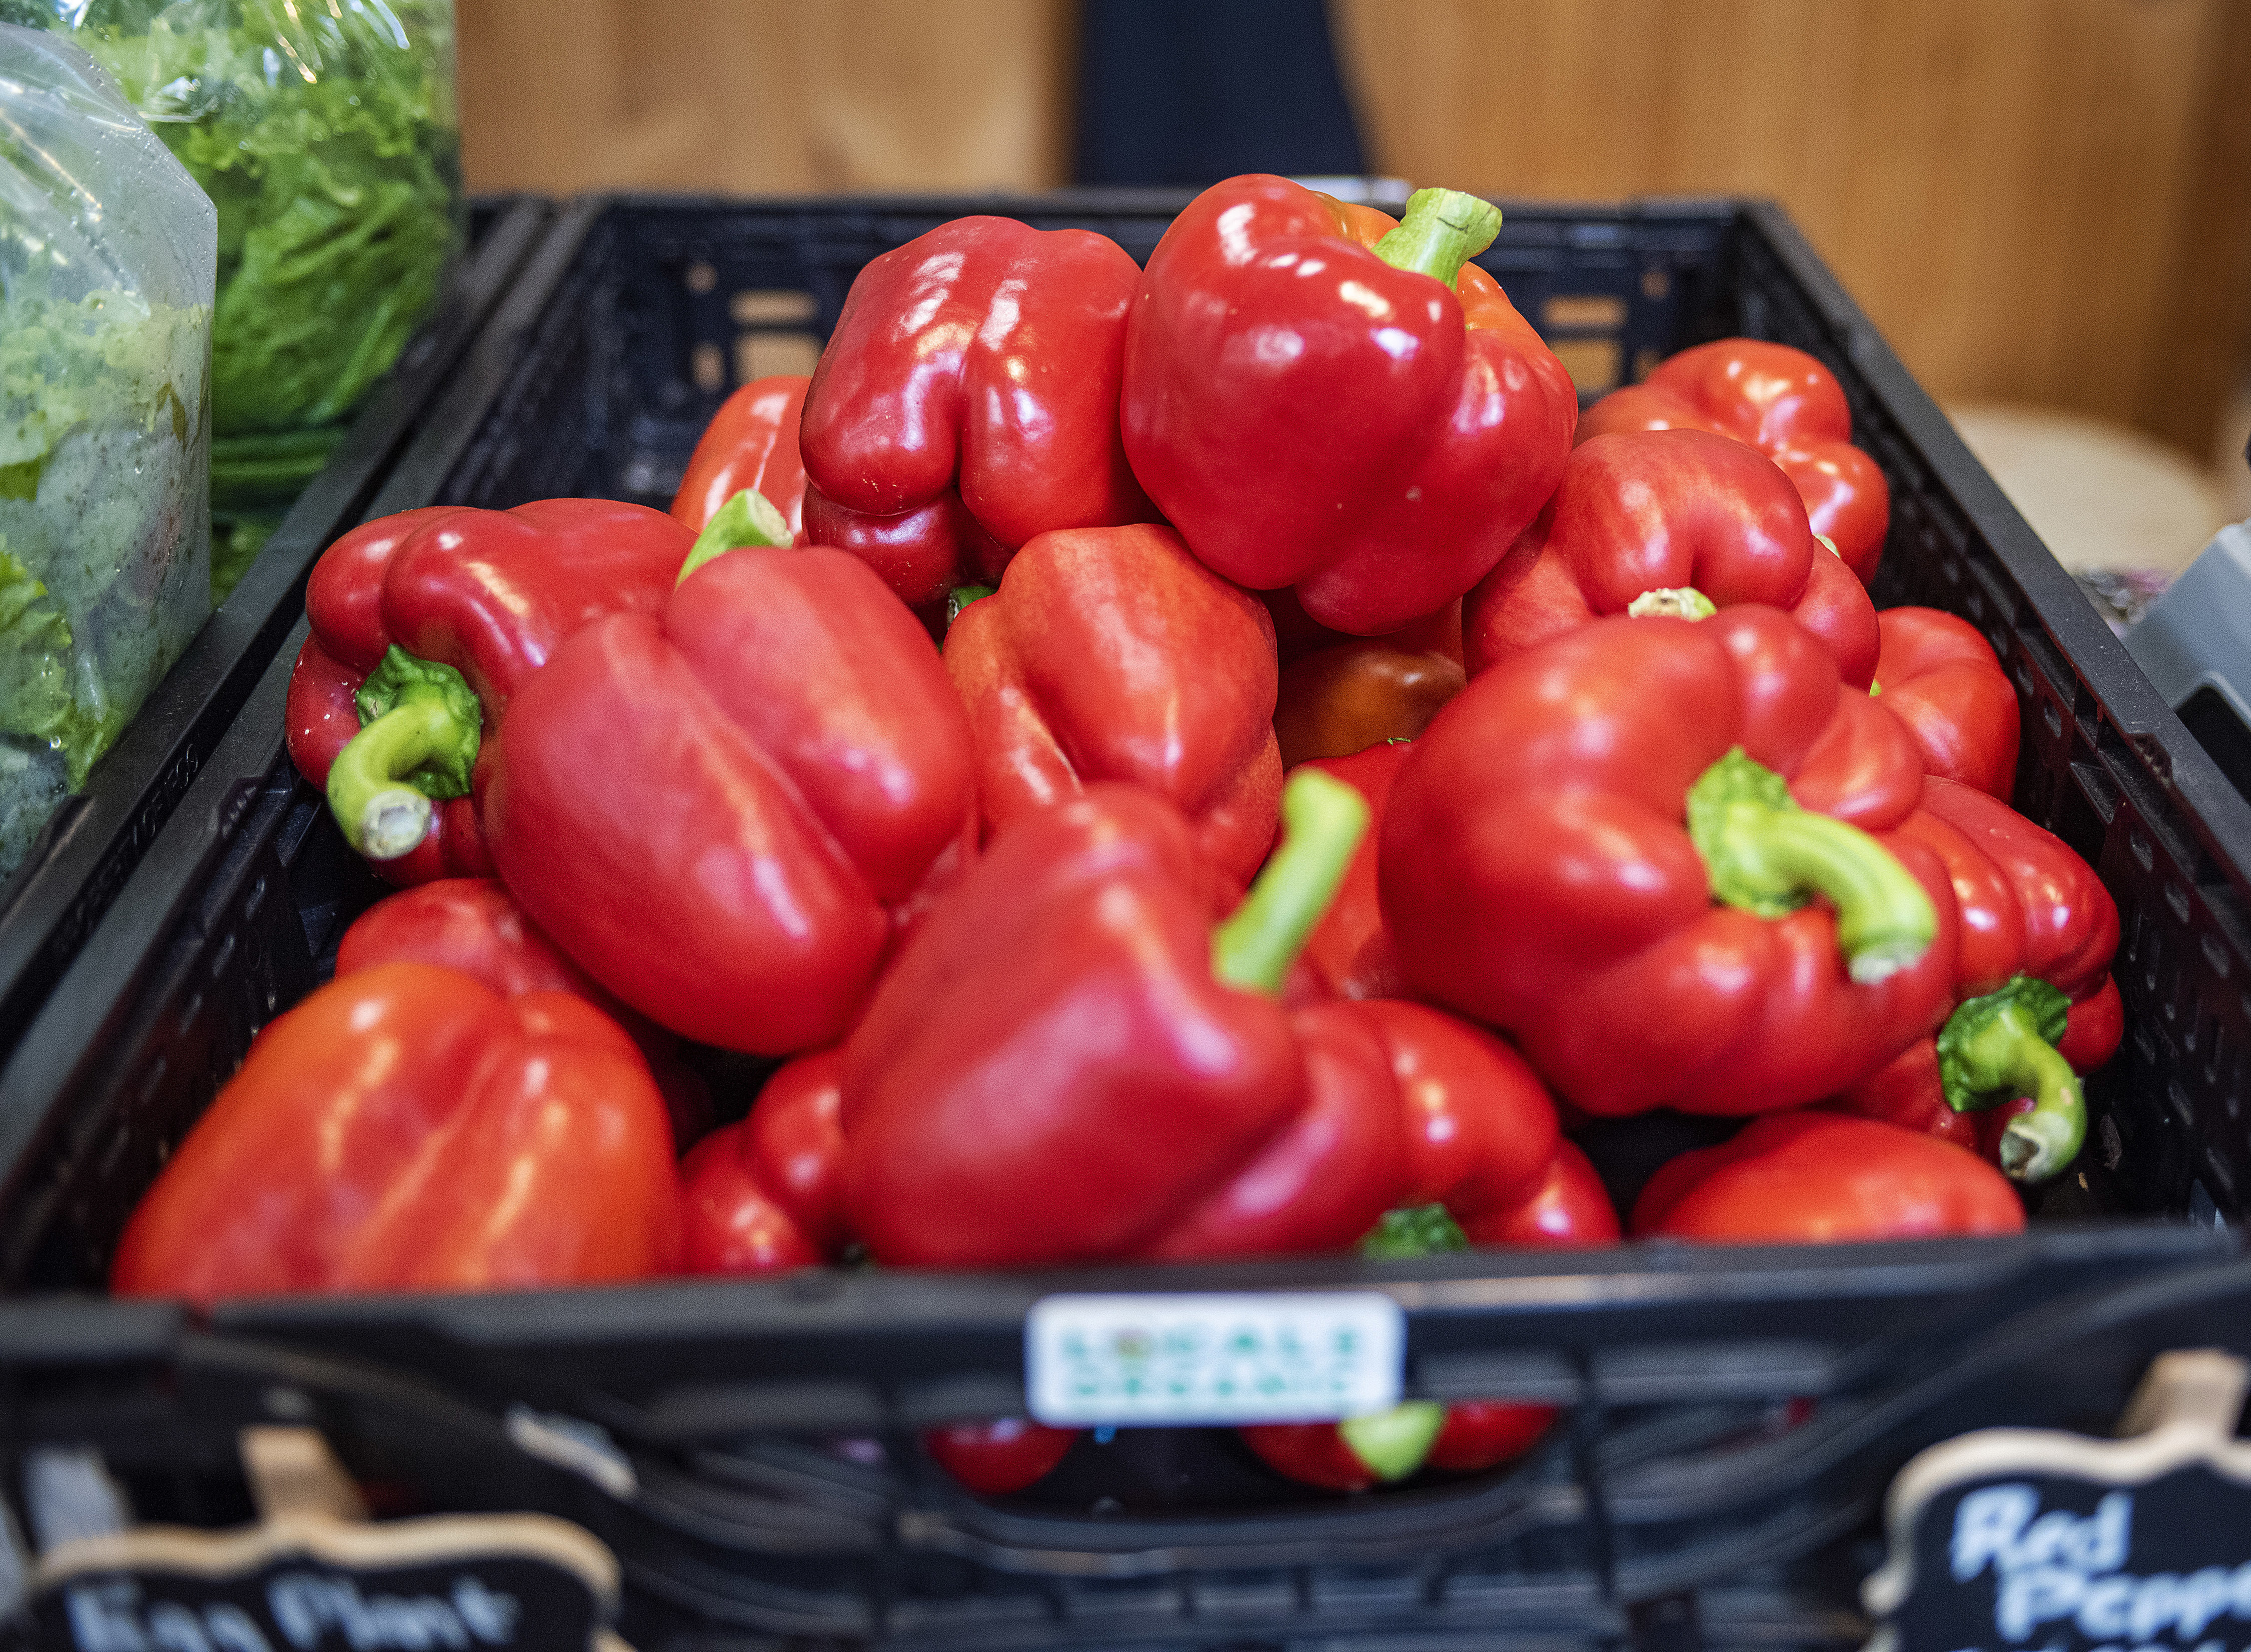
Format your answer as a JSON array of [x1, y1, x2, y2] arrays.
[[7, 0, 462, 554]]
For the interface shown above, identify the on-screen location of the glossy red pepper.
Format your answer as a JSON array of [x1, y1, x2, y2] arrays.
[[1464, 429, 1879, 690], [336, 879, 711, 1148], [923, 1419, 1081, 1496], [672, 375, 810, 540], [1458, 1140, 1620, 1248], [1274, 643, 1464, 769], [945, 522, 1284, 892], [799, 219, 1154, 619], [1123, 178, 1577, 635], [1294, 742, 1411, 1002], [1630, 1112, 2024, 1242], [1578, 339, 1891, 585], [286, 501, 694, 885], [1830, 777, 2121, 1180], [485, 540, 976, 1055], [112, 963, 683, 1303], [842, 774, 1415, 1268], [1382, 606, 1958, 1116], [1242, 1170, 1614, 1492], [1872, 608, 2020, 800], [681, 1050, 850, 1272]]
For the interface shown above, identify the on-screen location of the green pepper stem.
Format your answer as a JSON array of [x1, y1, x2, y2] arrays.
[[1339, 1401, 1447, 1482], [1943, 997, 2085, 1183], [1688, 748, 1935, 983], [1749, 810, 1933, 982], [1370, 188, 1504, 288], [1211, 769, 1371, 997], [678, 487, 791, 586], [1627, 586, 1717, 620], [327, 700, 463, 859]]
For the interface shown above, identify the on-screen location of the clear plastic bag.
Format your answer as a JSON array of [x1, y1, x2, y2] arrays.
[[6, 0, 463, 594], [1, 24, 216, 881]]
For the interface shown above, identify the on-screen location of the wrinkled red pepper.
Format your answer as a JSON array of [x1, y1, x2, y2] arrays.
[[1123, 178, 1577, 635], [1274, 642, 1465, 769], [1830, 777, 2121, 1181], [1873, 608, 2020, 801], [1578, 338, 1891, 585], [945, 522, 1284, 892], [485, 538, 975, 1055], [1631, 1112, 2024, 1242], [681, 1049, 851, 1272], [798, 219, 1154, 618], [1383, 606, 1957, 1116], [672, 375, 810, 540], [113, 963, 683, 1303], [842, 774, 1413, 1268], [1464, 429, 1879, 690], [336, 879, 711, 1148], [286, 500, 694, 885]]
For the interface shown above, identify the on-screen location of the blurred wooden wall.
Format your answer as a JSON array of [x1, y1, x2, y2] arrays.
[[455, 0, 2251, 456]]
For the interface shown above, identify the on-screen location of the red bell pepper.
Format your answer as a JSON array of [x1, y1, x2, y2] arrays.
[[841, 772, 1415, 1267], [1577, 339, 1891, 585], [335, 879, 714, 1149], [1464, 429, 1879, 690], [1294, 742, 1412, 1002], [485, 535, 975, 1055], [1382, 606, 1957, 1116], [923, 1419, 1081, 1496], [1830, 777, 2121, 1180], [672, 375, 810, 540], [1630, 1112, 2024, 1242], [1274, 642, 1465, 769], [1459, 1140, 1620, 1248], [681, 1049, 851, 1272], [944, 522, 1284, 892], [1872, 608, 2020, 800], [1242, 1178, 1614, 1492], [286, 500, 695, 884], [1122, 178, 1577, 635], [112, 962, 683, 1303], [798, 218, 1154, 619]]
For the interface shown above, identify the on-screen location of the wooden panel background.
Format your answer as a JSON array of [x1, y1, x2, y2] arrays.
[[454, 0, 2251, 456]]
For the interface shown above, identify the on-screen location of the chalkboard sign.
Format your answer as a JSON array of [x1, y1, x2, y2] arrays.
[[24, 1428, 631, 1652], [1865, 1350, 2251, 1652]]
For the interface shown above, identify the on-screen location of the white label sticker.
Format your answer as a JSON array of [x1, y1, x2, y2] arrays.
[[1024, 1292, 1406, 1426]]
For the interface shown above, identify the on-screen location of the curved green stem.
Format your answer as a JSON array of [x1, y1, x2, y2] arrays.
[[1938, 977, 2082, 1182], [329, 646, 481, 860], [328, 703, 456, 858], [1687, 747, 1935, 983], [678, 487, 791, 586], [1211, 769, 1371, 996], [1627, 586, 1717, 620], [1370, 188, 1503, 288], [1339, 1401, 1447, 1482]]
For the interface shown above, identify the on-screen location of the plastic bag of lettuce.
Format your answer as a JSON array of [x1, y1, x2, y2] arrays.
[[1, 25, 216, 880], [5, 0, 463, 600]]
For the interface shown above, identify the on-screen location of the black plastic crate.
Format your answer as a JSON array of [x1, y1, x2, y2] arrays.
[[0, 196, 553, 1059], [1, 192, 2246, 1651]]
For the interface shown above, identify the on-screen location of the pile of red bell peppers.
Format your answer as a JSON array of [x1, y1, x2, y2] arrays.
[[121, 175, 2122, 1501]]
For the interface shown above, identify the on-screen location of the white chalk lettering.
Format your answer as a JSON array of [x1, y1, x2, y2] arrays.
[[265, 1571, 514, 1649], [63, 1584, 276, 1652]]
